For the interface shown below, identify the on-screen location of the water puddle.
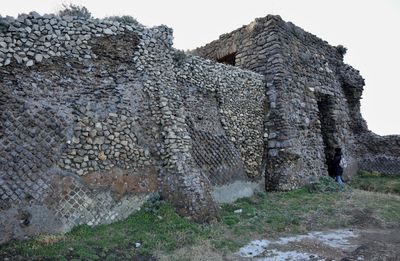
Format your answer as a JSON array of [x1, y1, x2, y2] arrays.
[[239, 229, 359, 260]]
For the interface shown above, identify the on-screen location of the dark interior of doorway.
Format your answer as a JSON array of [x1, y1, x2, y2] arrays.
[[317, 96, 337, 177]]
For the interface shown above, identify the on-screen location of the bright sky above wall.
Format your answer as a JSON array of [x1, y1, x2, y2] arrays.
[[2, 0, 399, 135]]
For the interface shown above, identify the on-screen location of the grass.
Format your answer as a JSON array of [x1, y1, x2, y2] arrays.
[[1, 174, 400, 260], [349, 171, 400, 194], [1, 201, 209, 260]]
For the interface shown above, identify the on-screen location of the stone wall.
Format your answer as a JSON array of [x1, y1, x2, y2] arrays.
[[265, 17, 364, 189], [192, 15, 400, 190], [2, 10, 399, 244], [0, 12, 265, 243], [357, 133, 400, 175]]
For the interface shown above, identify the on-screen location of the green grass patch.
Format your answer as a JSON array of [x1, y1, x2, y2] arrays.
[[210, 187, 346, 252], [0, 201, 210, 260], [350, 171, 400, 194]]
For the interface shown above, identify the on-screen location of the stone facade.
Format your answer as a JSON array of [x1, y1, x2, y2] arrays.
[[0, 12, 265, 243], [192, 15, 400, 190], [0, 12, 399, 243]]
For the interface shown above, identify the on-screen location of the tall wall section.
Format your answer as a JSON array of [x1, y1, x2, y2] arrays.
[[192, 15, 400, 190], [0, 12, 265, 243], [272, 19, 400, 177], [264, 17, 364, 189]]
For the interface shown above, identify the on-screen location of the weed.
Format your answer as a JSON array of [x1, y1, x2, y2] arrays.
[[58, 4, 92, 19], [0, 18, 10, 32], [336, 45, 347, 56], [306, 175, 343, 193], [173, 50, 187, 66], [105, 15, 139, 25]]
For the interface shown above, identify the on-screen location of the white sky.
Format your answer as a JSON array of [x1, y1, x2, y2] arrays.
[[2, 0, 399, 135]]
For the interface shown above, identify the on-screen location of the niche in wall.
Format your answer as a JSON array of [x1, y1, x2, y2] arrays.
[[217, 52, 236, 66]]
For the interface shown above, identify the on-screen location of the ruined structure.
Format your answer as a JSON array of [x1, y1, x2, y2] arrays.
[[192, 16, 400, 182], [0, 12, 399, 243]]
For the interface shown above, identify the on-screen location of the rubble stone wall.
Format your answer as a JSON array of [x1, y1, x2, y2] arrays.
[[192, 15, 400, 190], [0, 12, 265, 243], [1, 10, 399, 244], [266, 17, 364, 189], [357, 133, 400, 175]]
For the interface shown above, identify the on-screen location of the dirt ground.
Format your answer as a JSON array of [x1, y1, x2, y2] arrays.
[[158, 228, 400, 261], [237, 228, 400, 261]]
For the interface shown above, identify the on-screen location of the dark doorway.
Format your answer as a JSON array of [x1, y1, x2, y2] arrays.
[[217, 52, 236, 66], [317, 96, 337, 177]]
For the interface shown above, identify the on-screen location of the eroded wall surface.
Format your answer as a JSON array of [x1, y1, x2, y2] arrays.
[[193, 15, 400, 190], [2, 11, 398, 244], [0, 13, 265, 243]]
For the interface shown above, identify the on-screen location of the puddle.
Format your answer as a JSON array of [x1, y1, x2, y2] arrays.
[[239, 240, 270, 257], [239, 229, 358, 260], [275, 230, 357, 249], [306, 230, 356, 248]]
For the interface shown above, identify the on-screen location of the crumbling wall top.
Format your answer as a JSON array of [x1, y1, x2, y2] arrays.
[[0, 11, 173, 67]]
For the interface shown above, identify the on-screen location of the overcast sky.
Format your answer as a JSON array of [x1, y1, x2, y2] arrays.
[[2, 0, 399, 135]]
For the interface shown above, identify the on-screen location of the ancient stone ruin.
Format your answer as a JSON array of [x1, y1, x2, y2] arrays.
[[1, 11, 399, 243]]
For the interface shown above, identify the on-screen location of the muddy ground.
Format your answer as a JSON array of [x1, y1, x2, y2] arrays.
[[237, 228, 400, 261], [158, 228, 400, 261]]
